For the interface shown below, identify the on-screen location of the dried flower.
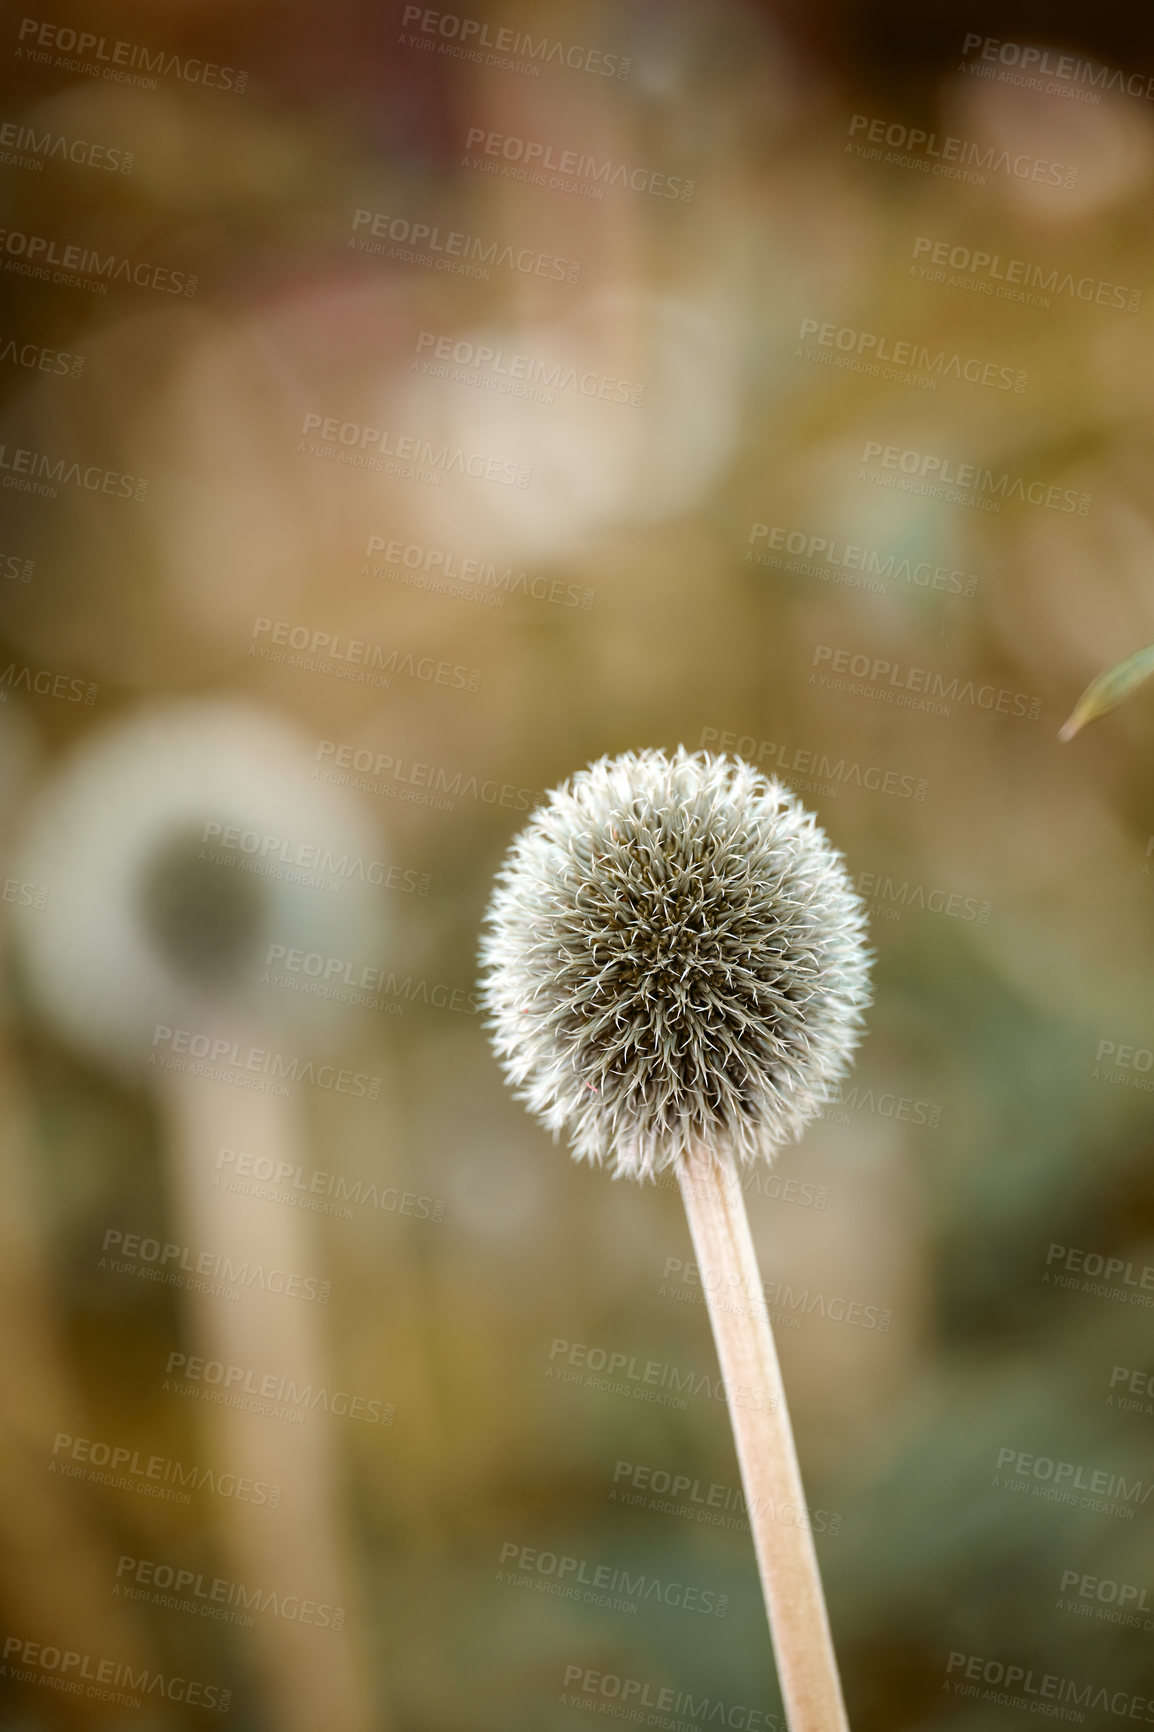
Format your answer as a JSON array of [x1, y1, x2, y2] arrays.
[[11, 698, 386, 1074], [480, 747, 872, 1180]]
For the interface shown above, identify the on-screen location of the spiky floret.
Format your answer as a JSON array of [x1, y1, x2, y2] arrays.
[[479, 748, 872, 1181]]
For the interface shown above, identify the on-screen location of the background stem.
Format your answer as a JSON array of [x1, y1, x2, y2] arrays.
[[163, 1066, 379, 1732]]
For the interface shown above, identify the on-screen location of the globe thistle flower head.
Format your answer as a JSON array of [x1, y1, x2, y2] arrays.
[[480, 748, 872, 1181], [10, 699, 388, 1076]]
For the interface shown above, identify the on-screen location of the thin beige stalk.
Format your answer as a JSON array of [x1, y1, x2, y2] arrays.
[[0, 1011, 150, 1670], [162, 1067, 378, 1732], [677, 1146, 849, 1732]]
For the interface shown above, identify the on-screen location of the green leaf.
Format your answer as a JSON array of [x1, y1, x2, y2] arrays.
[[1059, 643, 1154, 741]]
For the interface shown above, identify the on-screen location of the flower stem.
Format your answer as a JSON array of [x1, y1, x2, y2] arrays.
[[162, 1065, 379, 1732], [677, 1147, 850, 1732]]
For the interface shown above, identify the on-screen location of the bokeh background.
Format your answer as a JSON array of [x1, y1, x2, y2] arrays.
[[3, 0, 1154, 1727]]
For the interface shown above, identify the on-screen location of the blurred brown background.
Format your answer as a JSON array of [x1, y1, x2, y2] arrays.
[[2, 0, 1154, 1727]]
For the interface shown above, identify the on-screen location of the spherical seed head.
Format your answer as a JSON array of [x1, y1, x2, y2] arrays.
[[479, 748, 873, 1181]]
